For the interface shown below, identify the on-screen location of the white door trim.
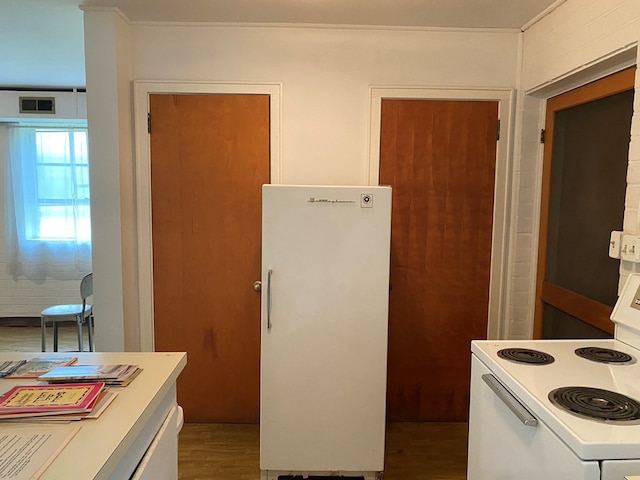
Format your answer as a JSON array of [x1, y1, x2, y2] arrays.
[[367, 86, 514, 340], [133, 80, 282, 351]]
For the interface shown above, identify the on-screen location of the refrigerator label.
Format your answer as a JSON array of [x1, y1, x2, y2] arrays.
[[307, 197, 356, 205]]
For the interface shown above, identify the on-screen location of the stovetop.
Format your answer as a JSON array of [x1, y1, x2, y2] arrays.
[[472, 338, 640, 460]]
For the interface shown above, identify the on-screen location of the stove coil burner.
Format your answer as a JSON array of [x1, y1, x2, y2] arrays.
[[575, 347, 635, 364], [549, 387, 640, 424], [497, 348, 555, 365]]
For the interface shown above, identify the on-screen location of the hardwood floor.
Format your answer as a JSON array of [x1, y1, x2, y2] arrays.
[[0, 325, 89, 352], [0, 326, 469, 479], [178, 422, 468, 480], [179, 423, 259, 480], [384, 422, 468, 479]]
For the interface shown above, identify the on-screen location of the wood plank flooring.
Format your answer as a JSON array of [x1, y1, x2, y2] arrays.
[[0, 326, 469, 479], [0, 325, 89, 352], [178, 422, 468, 480]]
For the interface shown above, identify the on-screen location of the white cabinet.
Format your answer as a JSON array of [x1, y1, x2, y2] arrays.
[[131, 406, 179, 480], [0, 352, 186, 480]]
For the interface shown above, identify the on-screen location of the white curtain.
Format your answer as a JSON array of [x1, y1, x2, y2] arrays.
[[5, 127, 92, 282]]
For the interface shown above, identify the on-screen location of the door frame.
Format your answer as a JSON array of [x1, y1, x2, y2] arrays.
[[133, 81, 282, 351], [533, 67, 636, 338], [367, 87, 515, 340]]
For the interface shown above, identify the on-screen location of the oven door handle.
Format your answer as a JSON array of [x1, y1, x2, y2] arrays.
[[482, 374, 538, 427]]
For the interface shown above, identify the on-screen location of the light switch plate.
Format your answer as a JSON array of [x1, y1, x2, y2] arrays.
[[610, 231, 622, 259], [621, 234, 640, 262]]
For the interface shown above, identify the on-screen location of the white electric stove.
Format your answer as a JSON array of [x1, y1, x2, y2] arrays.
[[468, 274, 640, 480]]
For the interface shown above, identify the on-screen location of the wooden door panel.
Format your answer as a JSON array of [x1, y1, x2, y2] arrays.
[[150, 94, 270, 422], [380, 99, 498, 421]]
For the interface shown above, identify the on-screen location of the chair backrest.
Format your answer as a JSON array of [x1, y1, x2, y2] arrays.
[[80, 272, 93, 301]]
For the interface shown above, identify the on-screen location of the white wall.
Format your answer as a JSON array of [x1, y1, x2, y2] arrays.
[[132, 25, 519, 185], [83, 8, 134, 351], [83, 16, 520, 350], [506, 0, 640, 338], [522, 0, 640, 93]]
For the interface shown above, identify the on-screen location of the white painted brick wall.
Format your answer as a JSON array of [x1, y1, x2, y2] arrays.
[[509, 0, 640, 338], [523, 0, 640, 92], [0, 126, 84, 317], [506, 89, 544, 339], [625, 100, 640, 240]]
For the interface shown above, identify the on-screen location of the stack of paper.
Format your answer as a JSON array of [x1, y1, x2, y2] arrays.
[[7, 357, 78, 379], [38, 364, 142, 387], [0, 359, 27, 378], [0, 382, 115, 421], [0, 424, 81, 479]]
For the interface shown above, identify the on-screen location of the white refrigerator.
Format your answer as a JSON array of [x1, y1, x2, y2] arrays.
[[260, 184, 392, 480]]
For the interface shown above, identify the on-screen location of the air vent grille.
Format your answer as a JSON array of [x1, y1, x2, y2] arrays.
[[19, 96, 55, 114]]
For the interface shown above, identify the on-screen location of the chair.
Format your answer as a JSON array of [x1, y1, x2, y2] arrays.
[[41, 272, 94, 352]]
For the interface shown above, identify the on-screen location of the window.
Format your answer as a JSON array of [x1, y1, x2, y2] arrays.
[[6, 125, 92, 280], [32, 129, 91, 241]]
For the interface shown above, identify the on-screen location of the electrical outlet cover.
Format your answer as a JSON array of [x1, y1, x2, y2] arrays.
[[610, 231, 622, 259]]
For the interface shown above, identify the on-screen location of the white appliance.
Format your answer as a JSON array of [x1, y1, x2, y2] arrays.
[[468, 274, 640, 479], [260, 184, 392, 480]]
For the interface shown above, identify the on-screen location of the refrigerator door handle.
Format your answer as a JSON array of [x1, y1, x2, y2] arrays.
[[267, 269, 273, 330]]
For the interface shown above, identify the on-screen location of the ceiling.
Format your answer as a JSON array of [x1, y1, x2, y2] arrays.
[[0, 0, 560, 88], [80, 0, 559, 28]]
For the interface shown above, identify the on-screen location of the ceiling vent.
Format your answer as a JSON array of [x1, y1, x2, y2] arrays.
[[19, 96, 56, 114]]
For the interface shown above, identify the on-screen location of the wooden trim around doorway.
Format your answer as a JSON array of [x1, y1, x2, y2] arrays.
[[540, 282, 614, 335], [533, 67, 636, 339], [369, 87, 514, 340], [133, 81, 282, 352]]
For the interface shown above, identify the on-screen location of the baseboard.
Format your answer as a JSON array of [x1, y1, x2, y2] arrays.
[[0, 317, 40, 327]]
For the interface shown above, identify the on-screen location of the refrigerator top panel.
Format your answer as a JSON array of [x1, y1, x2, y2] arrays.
[[262, 184, 391, 210]]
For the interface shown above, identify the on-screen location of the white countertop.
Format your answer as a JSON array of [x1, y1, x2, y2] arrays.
[[0, 351, 186, 480]]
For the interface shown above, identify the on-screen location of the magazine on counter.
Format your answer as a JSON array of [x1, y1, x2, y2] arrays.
[[0, 390, 119, 422], [7, 356, 78, 379], [39, 364, 142, 386], [0, 359, 27, 378], [0, 382, 104, 416]]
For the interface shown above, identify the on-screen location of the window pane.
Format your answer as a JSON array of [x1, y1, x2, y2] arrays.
[[26, 128, 92, 242], [36, 131, 71, 165], [76, 205, 92, 241], [74, 131, 88, 165], [75, 165, 90, 199], [37, 165, 72, 199], [37, 205, 91, 241]]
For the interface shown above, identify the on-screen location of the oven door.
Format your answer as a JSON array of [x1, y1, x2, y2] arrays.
[[468, 355, 601, 480]]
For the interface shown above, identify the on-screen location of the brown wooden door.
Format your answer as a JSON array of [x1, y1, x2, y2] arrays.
[[149, 93, 270, 423], [534, 68, 635, 339], [380, 99, 498, 421]]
